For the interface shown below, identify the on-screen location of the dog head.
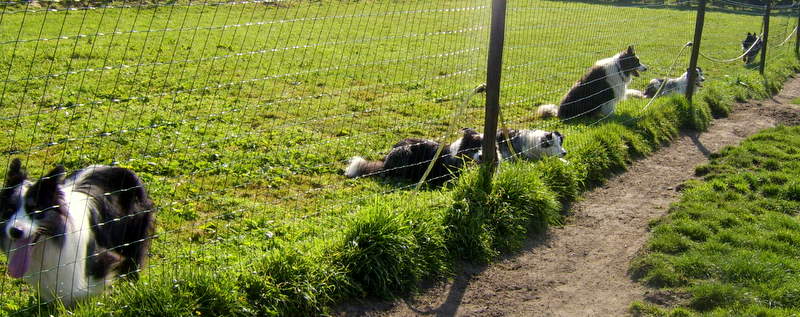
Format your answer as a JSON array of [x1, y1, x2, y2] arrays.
[[1, 159, 68, 279], [694, 67, 705, 87], [541, 131, 568, 158], [742, 32, 757, 50], [618, 46, 648, 78], [449, 128, 484, 162]]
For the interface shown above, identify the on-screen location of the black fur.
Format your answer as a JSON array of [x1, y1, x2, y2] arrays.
[[0, 160, 154, 282], [742, 32, 763, 64], [557, 46, 645, 119], [70, 166, 155, 280], [348, 128, 483, 185]]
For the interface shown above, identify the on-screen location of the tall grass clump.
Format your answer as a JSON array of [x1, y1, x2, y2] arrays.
[[336, 193, 451, 299], [238, 247, 347, 316], [74, 270, 252, 317], [488, 162, 562, 251], [444, 165, 498, 263], [632, 97, 682, 147], [565, 122, 654, 187], [673, 94, 712, 131], [534, 156, 584, 203], [697, 81, 733, 118], [443, 162, 561, 259]]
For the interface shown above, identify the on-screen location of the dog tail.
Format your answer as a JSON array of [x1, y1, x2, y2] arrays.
[[345, 156, 384, 178], [535, 104, 559, 119]]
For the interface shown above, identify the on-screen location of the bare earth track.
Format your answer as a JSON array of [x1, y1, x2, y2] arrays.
[[338, 76, 800, 317]]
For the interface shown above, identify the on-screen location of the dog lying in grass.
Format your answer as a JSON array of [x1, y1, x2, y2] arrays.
[[643, 67, 705, 98], [345, 128, 484, 185]]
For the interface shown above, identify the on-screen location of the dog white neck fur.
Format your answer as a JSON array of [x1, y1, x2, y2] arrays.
[[10, 184, 107, 306], [448, 137, 463, 156], [596, 53, 629, 116]]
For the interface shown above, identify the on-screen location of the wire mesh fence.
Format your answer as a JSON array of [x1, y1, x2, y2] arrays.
[[0, 0, 798, 314]]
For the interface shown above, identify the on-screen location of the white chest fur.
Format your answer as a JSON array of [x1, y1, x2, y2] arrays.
[[597, 55, 629, 116], [24, 190, 107, 306]]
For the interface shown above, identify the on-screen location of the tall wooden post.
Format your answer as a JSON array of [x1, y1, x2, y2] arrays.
[[795, 4, 799, 57], [760, 2, 771, 75], [686, 0, 707, 102], [482, 0, 507, 173]]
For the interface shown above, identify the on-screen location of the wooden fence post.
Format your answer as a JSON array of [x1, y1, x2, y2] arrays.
[[795, 4, 799, 57], [760, 2, 771, 75], [686, 0, 707, 102], [482, 0, 507, 174]]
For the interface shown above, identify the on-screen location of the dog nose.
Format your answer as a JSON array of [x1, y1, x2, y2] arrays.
[[8, 227, 23, 240], [561, 151, 568, 157]]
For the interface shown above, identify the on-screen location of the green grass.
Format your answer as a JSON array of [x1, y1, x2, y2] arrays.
[[791, 97, 800, 105], [631, 126, 800, 316], [0, 0, 798, 315]]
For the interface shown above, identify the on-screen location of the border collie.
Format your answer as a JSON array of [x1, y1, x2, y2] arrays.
[[537, 46, 648, 119], [643, 67, 705, 98], [496, 129, 567, 161], [345, 128, 483, 185], [1, 159, 155, 306], [742, 33, 763, 64]]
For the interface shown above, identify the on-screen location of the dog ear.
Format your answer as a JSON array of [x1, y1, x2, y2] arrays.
[[5, 158, 27, 187], [555, 131, 564, 142], [36, 166, 65, 192], [543, 132, 554, 147], [460, 127, 477, 135], [626, 45, 635, 55]]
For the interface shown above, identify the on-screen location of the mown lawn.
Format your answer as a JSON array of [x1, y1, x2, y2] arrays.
[[0, 0, 798, 315], [632, 125, 800, 316]]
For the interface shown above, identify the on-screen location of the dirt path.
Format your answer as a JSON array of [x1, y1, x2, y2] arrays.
[[337, 76, 800, 317]]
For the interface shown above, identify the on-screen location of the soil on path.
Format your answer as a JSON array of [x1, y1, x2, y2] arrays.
[[337, 76, 800, 317]]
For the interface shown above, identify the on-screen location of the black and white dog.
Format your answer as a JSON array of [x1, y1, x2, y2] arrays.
[[345, 128, 483, 185], [742, 32, 763, 64], [537, 46, 648, 119], [1, 159, 155, 306], [643, 67, 705, 98], [496, 129, 567, 161]]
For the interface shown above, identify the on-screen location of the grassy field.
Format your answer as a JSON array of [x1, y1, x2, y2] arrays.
[[631, 125, 800, 316], [0, 0, 798, 315]]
